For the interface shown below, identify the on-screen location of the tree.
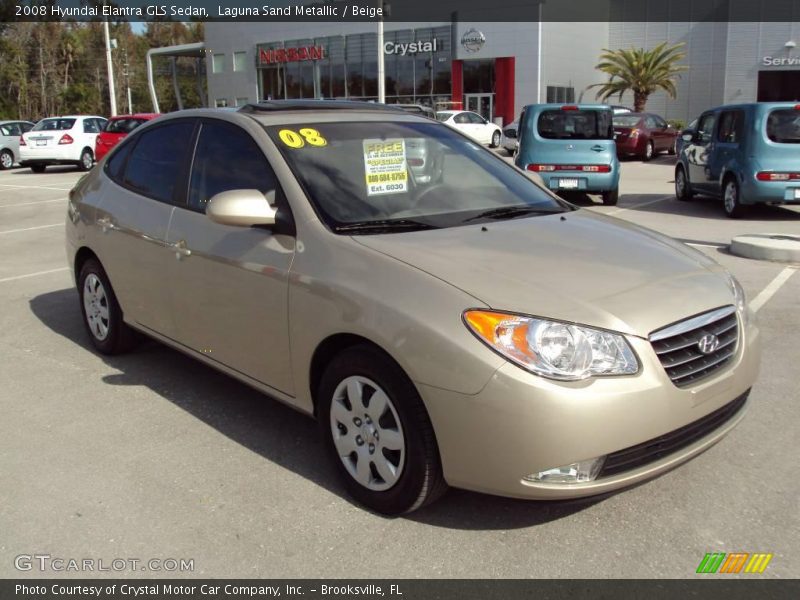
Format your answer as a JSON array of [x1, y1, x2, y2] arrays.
[[589, 42, 688, 112]]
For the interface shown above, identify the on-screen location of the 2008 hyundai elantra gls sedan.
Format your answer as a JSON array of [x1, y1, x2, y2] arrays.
[[66, 101, 760, 515]]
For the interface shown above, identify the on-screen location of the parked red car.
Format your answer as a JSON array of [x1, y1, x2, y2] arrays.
[[95, 113, 160, 161], [613, 113, 678, 161]]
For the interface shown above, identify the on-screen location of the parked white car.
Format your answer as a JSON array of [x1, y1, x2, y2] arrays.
[[436, 110, 502, 147], [20, 115, 107, 172], [0, 120, 35, 170]]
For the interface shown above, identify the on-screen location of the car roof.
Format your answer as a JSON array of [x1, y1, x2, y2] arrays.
[[41, 115, 105, 120], [524, 103, 612, 110], [154, 102, 431, 128], [0, 120, 33, 125], [109, 113, 159, 120]]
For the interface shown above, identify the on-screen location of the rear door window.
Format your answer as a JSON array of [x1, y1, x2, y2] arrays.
[[83, 119, 100, 134], [766, 109, 800, 144], [717, 110, 744, 143], [122, 121, 195, 204], [0, 123, 21, 136], [537, 109, 613, 140]]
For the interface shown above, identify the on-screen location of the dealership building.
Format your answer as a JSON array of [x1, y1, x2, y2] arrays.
[[201, 18, 800, 125]]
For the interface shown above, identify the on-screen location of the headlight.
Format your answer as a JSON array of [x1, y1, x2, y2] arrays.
[[464, 310, 639, 381], [727, 273, 752, 326]]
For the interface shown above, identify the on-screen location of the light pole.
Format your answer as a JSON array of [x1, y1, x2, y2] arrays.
[[103, 16, 117, 116], [377, 1, 386, 103]]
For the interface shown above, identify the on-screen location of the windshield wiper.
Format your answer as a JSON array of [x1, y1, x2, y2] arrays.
[[464, 205, 563, 222], [334, 219, 440, 234]]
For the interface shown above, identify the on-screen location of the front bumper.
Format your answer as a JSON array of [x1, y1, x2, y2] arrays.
[[419, 318, 760, 500]]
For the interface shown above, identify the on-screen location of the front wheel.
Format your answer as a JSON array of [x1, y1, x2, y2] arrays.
[[601, 188, 619, 206], [723, 177, 747, 219], [490, 130, 501, 148], [78, 258, 138, 354], [675, 166, 693, 201], [668, 138, 677, 155], [77, 149, 93, 171], [643, 140, 654, 161], [318, 345, 447, 515]]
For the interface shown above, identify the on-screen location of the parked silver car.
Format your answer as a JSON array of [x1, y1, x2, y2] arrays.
[[0, 120, 34, 169], [66, 101, 759, 515]]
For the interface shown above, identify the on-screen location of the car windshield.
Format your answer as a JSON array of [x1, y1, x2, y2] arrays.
[[105, 118, 147, 134], [613, 115, 642, 127], [32, 118, 76, 132], [766, 109, 800, 144], [435, 113, 451, 122], [266, 121, 568, 233], [537, 110, 613, 140]]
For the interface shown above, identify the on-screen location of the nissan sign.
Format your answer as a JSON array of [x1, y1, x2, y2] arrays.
[[460, 28, 486, 53]]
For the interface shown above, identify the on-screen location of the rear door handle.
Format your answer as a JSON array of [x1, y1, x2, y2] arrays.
[[171, 239, 192, 260], [591, 145, 605, 152]]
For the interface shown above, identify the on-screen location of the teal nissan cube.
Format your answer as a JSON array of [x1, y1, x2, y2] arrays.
[[675, 102, 800, 218], [514, 104, 620, 205]]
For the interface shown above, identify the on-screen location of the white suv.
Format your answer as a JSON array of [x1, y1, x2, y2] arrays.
[[20, 115, 107, 172]]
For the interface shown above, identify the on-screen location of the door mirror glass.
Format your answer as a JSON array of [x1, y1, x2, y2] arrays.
[[207, 189, 277, 227], [681, 131, 694, 142]]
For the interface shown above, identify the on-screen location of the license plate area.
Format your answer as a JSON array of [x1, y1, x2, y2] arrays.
[[794, 189, 800, 199], [558, 178, 579, 189], [35, 139, 47, 147]]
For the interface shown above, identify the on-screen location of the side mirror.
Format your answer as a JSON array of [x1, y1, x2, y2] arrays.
[[681, 131, 694, 142], [504, 129, 518, 139], [206, 189, 277, 227]]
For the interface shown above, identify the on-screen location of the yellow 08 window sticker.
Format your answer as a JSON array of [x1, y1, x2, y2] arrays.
[[278, 128, 327, 148]]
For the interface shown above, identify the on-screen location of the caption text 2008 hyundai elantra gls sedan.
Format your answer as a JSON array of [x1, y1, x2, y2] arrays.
[[66, 101, 759, 515]]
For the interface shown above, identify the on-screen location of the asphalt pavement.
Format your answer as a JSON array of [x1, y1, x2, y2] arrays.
[[0, 157, 798, 579]]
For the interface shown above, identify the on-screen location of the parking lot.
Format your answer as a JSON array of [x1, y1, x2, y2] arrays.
[[1, 157, 798, 579]]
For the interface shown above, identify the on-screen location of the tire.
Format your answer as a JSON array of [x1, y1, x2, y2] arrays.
[[78, 258, 138, 355], [668, 138, 677, 155], [601, 188, 619, 206], [723, 177, 747, 219], [30, 164, 46, 173], [77, 148, 93, 171], [318, 345, 447, 515], [675, 166, 693, 201], [0, 149, 13, 170], [490, 130, 501, 148], [643, 140, 654, 161]]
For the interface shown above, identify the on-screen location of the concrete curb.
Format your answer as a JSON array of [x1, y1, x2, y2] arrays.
[[730, 234, 800, 263]]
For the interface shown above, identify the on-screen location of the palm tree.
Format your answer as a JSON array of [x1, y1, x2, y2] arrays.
[[589, 42, 688, 112]]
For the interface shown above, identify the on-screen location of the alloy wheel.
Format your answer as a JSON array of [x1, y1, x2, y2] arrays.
[[329, 375, 405, 491], [0, 151, 12, 169], [83, 273, 110, 341]]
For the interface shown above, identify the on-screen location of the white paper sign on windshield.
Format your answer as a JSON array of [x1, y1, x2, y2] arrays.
[[363, 139, 408, 196]]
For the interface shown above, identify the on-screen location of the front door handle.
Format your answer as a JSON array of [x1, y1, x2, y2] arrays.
[[171, 239, 192, 260], [97, 216, 116, 233]]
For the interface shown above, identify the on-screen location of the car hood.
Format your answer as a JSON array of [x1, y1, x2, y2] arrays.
[[353, 210, 733, 338]]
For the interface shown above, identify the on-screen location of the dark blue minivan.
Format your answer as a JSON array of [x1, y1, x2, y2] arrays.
[[675, 102, 800, 218], [515, 104, 620, 205]]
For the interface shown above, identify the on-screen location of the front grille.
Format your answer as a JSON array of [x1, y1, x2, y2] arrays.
[[598, 390, 749, 478], [650, 306, 739, 387]]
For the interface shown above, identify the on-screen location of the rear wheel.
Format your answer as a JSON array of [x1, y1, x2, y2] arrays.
[[77, 148, 93, 171], [318, 345, 447, 515], [723, 177, 747, 219], [0, 149, 13, 170], [675, 166, 693, 201], [643, 140, 654, 161], [490, 130, 501, 148], [601, 188, 619, 206], [78, 258, 138, 354], [30, 164, 46, 173]]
